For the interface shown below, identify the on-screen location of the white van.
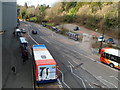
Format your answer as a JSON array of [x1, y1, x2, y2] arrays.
[[98, 36, 105, 42]]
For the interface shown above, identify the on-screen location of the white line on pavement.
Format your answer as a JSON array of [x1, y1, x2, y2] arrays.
[[109, 76, 120, 82], [68, 61, 86, 89], [28, 32, 39, 45], [39, 36, 51, 44], [97, 76, 117, 88], [58, 69, 71, 89], [72, 60, 79, 65], [57, 79, 63, 88], [68, 61, 74, 67], [89, 84, 93, 88]]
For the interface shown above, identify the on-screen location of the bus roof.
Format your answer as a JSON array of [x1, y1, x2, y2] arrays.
[[103, 48, 120, 57], [32, 44, 56, 65], [19, 37, 28, 43]]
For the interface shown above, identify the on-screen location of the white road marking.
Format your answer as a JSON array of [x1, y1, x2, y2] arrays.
[[68, 61, 74, 67], [72, 60, 79, 65], [58, 69, 71, 89], [39, 36, 51, 44], [109, 76, 120, 82], [68, 61, 86, 89], [97, 76, 117, 88], [89, 83, 93, 88], [96, 61, 118, 72], [28, 32, 39, 45], [57, 79, 63, 88]]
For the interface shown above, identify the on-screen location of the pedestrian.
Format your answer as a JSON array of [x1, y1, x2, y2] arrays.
[[22, 50, 28, 60], [13, 31, 15, 36], [11, 66, 16, 75]]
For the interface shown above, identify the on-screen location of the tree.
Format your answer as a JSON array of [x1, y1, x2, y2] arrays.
[[20, 7, 27, 19], [24, 2, 28, 9]]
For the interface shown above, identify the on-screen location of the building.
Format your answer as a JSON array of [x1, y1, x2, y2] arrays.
[[0, 0, 17, 31], [0, 0, 17, 89]]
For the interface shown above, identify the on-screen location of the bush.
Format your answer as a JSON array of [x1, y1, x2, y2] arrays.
[[62, 15, 75, 23], [29, 17, 37, 22]]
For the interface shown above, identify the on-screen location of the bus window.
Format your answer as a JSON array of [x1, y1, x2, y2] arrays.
[[102, 52, 105, 58], [118, 57, 120, 63], [105, 53, 110, 59], [110, 55, 117, 62]]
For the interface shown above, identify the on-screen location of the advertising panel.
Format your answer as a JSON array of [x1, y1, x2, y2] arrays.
[[38, 65, 56, 81]]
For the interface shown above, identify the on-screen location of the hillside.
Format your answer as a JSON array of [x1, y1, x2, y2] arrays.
[[44, 2, 119, 38], [18, 2, 119, 38]]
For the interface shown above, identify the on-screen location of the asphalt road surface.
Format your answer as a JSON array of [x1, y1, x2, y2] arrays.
[[20, 21, 120, 89], [2, 21, 120, 89]]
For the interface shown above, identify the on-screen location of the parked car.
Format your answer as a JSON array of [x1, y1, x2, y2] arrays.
[[74, 26, 79, 31], [98, 36, 105, 42], [21, 28, 26, 33], [107, 38, 115, 44], [16, 29, 21, 36], [42, 24, 46, 27], [32, 30, 37, 34], [52, 27, 60, 33], [52, 27, 57, 30]]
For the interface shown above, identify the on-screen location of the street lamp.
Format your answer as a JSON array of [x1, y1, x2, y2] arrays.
[[99, 14, 106, 53]]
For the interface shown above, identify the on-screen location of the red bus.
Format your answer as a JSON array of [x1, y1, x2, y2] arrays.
[[100, 48, 120, 69], [32, 44, 58, 86]]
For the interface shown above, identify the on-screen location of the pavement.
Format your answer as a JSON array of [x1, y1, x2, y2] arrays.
[[2, 25, 33, 88], [0, 33, 2, 90]]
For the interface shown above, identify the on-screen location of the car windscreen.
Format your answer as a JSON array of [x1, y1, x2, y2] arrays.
[[99, 37, 103, 39]]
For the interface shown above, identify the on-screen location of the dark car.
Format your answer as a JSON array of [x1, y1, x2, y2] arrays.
[[42, 24, 46, 27], [107, 38, 115, 44], [32, 30, 37, 34], [74, 26, 79, 31], [21, 28, 26, 33]]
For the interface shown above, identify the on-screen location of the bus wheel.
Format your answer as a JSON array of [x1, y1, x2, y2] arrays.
[[109, 63, 114, 68]]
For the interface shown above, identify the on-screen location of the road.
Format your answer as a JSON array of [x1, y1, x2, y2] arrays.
[[2, 21, 119, 89], [21, 21, 120, 89]]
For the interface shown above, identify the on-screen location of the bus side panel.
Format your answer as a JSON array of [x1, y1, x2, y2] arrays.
[[100, 49, 108, 64], [37, 64, 57, 83]]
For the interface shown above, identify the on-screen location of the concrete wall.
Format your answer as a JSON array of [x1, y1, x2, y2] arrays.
[[2, 2, 17, 31], [0, 1, 2, 31], [0, 1, 2, 90], [1, 1, 17, 88]]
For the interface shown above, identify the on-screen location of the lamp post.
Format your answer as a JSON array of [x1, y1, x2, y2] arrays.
[[99, 14, 106, 53]]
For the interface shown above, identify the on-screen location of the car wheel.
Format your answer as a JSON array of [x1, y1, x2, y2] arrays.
[[109, 63, 114, 68]]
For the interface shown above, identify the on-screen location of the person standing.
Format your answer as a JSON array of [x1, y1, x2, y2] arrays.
[[11, 66, 16, 75]]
